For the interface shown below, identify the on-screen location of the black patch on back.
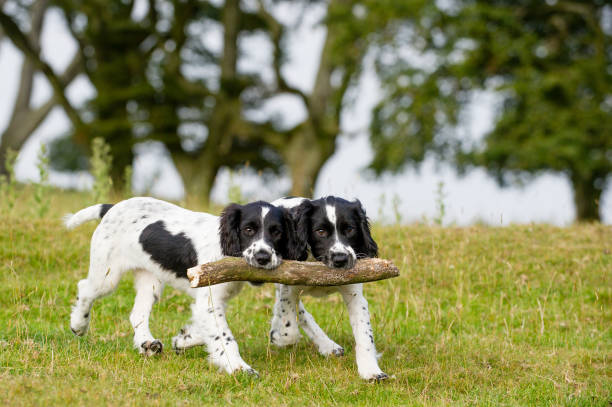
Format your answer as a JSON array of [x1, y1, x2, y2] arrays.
[[99, 204, 114, 218], [139, 220, 198, 278]]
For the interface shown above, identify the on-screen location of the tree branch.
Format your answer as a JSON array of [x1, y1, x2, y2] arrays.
[[59, 50, 83, 84], [256, 0, 310, 108], [0, 7, 84, 130], [1, 50, 83, 159], [187, 258, 400, 287], [29, 0, 49, 48], [12, 0, 49, 115]]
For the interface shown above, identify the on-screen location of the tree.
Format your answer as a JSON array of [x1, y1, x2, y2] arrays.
[[138, 0, 370, 200], [147, 0, 371, 200], [53, 0, 166, 187], [147, 0, 284, 202], [256, 0, 369, 196], [368, 1, 611, 221], [2, 0, 414, 203], [0, 0, 82, 176]]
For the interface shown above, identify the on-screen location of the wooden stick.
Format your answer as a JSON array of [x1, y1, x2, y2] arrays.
[[187, 258, 399, 288]]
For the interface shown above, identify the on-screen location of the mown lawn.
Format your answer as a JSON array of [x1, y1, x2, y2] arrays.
[[0, 192, 610, 406]]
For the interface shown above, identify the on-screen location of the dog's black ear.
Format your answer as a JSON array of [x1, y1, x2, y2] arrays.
[[354, 200, 378, 258], [291, 200, 313, 261], [278, 208, 302, 260], [219, 203, 242, 257]]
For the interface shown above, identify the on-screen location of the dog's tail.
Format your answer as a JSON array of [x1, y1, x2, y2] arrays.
[[63, 204, 114, 229]]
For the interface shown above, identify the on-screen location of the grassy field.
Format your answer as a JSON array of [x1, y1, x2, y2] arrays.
[[0, 190, 610, 406]]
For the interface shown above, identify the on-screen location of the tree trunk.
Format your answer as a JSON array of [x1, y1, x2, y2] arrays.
[[0, 50, 80, 175], [172, 153, 219, 206], [276, 0, 357, 197], [164, 0, 239, 204], [0, 99, 56, 176], [571, 174, 601, 222], [284, 125, 334, 197], [107, 141, 133, 192]]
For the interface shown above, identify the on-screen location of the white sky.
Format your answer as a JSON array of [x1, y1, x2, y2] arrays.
[[0, 4, 610, 225]]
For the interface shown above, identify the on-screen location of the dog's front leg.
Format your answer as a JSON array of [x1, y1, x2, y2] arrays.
[[338, 284, 388, 381], [172, 282, 257, 376], [130, 271, 164, 356], [297, 300, 345, 357], [269, 284, 301, 346]]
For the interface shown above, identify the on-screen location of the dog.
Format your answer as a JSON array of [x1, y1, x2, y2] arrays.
[[64, 197, 299, 375], [269, 196, 388, 381]]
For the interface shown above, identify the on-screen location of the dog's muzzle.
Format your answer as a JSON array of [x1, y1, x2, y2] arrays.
[[325, 250, 356, 269], [254, 250, 272, 266], [243, 241, 281, 270]]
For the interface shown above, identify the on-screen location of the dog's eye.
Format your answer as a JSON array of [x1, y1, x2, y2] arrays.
[[243, 226, 256, 236], [270, 227, 282, 237], [345, 226, 355, 235], [315, 229, 328, 237]]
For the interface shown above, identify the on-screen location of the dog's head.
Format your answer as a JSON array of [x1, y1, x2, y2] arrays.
[[293, 197, 378, 269], [219, 201, 301, 269]]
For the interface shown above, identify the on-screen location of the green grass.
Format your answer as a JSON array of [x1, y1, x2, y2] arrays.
[[0, 190, 610, 406]]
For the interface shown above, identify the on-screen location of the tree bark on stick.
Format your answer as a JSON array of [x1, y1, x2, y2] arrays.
[[187, 258, 399, 288]]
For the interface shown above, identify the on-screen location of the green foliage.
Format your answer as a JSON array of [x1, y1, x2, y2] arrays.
[[1, 190, 610, 405], [51, 0, 285, 198], [6, 0, 410, 203], [47, 135, 89, 172], [90, 138, 113, 203], [369, 1, 611, 220], [33, 143, 50, 218], [53, 0, 157, 185]]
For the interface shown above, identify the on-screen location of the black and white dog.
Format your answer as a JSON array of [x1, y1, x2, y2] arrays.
[[64, 197, 298, 375], [270, 196, 388, 381]]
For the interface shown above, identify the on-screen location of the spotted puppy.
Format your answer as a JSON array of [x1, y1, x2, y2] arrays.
[[270, 196, 387, 381], [64, 197, 298, 375]]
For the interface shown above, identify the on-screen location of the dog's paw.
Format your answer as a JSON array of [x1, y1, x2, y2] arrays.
[[172, 330, 206, 353], [70, 312, 90, 336], [231, 364, 259, 378], [269, 329, 300, 347], [367, 372, 389, 383], [172, 337, 186, 353], [317, 342, 345, 357], [215, 358, 258, 377], [69, 321, 89, 336], [70, 326, 86, 336], [242, 367, 260, 378], [140, 340, 163, 356]]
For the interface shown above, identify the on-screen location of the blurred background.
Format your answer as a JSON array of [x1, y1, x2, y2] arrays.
[[0, 0, 610, 225]]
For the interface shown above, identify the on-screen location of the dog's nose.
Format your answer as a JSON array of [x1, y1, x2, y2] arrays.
[[255, 250, 272, 266], [331, 252, 349, 268]]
